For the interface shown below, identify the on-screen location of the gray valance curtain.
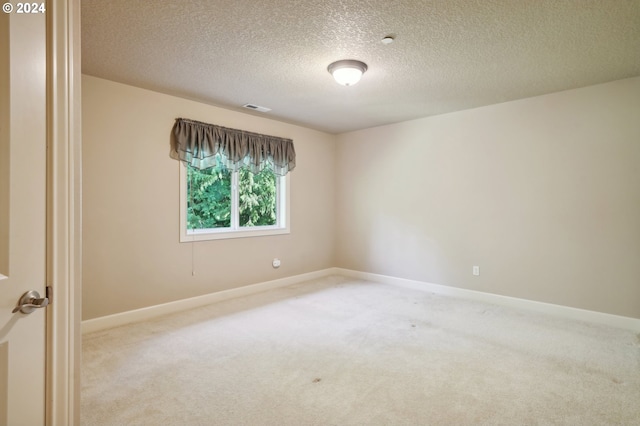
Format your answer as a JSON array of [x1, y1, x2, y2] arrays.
[[171, 118, 296, 175]]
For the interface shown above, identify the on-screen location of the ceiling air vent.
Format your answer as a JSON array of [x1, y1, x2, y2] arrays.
[[242, 104, 271, 113]]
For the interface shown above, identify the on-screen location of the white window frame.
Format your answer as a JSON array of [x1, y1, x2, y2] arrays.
[[179, 162, 290, 242]]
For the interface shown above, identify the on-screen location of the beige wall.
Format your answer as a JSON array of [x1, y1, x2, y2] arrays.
[[82, 75, 337, 320], [336, 77, 640, 319]]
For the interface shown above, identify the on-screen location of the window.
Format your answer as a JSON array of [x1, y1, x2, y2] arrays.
[[179, 154, 289, 241], [172, 118, 295, 241]]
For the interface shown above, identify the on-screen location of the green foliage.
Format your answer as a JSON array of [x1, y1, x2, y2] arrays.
[[187, 158, 277, 230], [238, 167, 277, 227], [187, 162, 231, 229]]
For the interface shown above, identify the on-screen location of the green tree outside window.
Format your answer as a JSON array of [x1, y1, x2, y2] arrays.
[[187, 155, 277, 230]]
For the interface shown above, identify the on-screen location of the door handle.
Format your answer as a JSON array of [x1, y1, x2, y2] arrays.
[[12, 290, 49, 314]]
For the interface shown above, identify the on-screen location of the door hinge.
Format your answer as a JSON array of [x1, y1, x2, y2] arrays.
[[46, 285, 52, 304]]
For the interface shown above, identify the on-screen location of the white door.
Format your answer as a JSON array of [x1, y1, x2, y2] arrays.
[[0, 9, 48, 426]]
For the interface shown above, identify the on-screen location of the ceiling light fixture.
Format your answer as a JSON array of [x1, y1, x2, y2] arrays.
[[327, 59, 368, 86], [381, 35, 395, 44]]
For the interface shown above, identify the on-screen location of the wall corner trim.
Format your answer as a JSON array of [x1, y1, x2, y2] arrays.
[[81, 268, 341, 334], [334, 268, 640, 332], [82, 267, 640, 335]]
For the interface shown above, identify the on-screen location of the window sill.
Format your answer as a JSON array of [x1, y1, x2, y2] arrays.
[[181, 226, 290, 242]]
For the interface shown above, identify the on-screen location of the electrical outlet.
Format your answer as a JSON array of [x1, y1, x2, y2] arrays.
[[272, 258, 281, 269], [473, 266, 480, 276]]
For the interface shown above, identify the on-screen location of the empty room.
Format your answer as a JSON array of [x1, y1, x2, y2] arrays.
[[79, 1, 640, 425]]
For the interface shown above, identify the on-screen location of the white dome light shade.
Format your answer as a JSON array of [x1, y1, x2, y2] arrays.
[[327, 60, 368, 86], [332, 67, 363, 86]]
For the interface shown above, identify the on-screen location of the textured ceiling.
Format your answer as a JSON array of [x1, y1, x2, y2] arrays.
[[81, 0, 640, 134]]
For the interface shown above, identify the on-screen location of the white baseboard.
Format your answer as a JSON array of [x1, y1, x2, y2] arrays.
[[81, 268, 336, 334], [83, 267, 640, 334], [334, 268, 640, 332]]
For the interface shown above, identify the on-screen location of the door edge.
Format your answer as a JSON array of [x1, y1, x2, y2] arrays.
[[46, 0, 81, 424]]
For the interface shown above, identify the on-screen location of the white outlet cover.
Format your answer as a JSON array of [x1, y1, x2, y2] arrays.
[[473, 266, 480, 276], [272, 258, 281, 268]]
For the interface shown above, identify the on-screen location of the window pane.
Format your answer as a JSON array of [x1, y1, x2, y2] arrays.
[[239, 167, 277, 227], [187, 158, 231, 229]]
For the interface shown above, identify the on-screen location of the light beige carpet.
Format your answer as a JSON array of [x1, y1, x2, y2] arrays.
[[82, 276, 640, 425]]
